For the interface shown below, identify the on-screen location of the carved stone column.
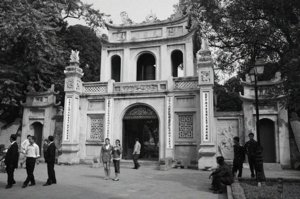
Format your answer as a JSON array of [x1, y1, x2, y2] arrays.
[[197, 39, 217, 169], [59, 52, 83, 164]]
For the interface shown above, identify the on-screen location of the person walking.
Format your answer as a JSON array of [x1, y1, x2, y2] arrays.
[[232, 136, 245, 179], [4, 134, 19, 189], [20, 135, 31, 168], [22, 136, 40, 188], [43, 136, 57, 186], [112, 139, 122, 181], [244, 132, 258, 178], [100, 138, 113, 180], [132, 138, 141, 169], [209, 156, 233, 194]]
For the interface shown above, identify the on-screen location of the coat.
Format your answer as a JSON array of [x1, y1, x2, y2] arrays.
[[45, 142, 56, 164], [5, 142, 19, 169]]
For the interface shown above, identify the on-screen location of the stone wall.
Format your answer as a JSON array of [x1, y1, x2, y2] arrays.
[[214, 112, 244, 161]]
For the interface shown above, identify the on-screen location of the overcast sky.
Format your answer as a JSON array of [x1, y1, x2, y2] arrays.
[[68, 0, 179, 25]]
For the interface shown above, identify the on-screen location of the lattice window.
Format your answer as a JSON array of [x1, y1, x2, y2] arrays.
[[84, 86, 107, 93], [174, 80, 198, 89], [178, 114, 193, 138], [89, 115, 104, 141]]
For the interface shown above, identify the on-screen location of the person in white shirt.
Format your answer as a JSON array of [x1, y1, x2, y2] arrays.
[[132, 138, 141, 169], [22, 136, 40, 188], [20, 135, 31, 168]]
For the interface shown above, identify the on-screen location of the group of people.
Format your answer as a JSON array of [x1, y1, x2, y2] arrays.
[[209, 132, 266, 193], [100, 137, 141, 181], [1, 134, 56, 189]]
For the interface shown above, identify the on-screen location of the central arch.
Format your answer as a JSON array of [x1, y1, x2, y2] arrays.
[[122, 104, 159, 160], [136, 53, 156, 81]]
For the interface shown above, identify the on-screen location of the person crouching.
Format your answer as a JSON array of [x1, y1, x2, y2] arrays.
[[209, 156, 233, 194]]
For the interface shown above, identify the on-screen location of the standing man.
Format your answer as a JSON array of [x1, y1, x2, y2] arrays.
[[232, 136, 245, 179], [244, 132, 258, 178], [22, 136, 40, 188], [20, 135, 31, 168], [132, 138, 141, 169], [43, 136, 57, 186], [4, 134, 19, 189]]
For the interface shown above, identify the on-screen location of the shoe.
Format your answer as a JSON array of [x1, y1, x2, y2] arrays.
[[43, 183, 51, 186], [22, 184, 27, 188], [5, 185, 12, 189], [12, 180, 16, 185], [52, 182, 57, 184], [29, 183, 35, 186], [132, 167, 137, 169]]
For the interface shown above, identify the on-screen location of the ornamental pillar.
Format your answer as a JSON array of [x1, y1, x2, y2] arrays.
[[197, 39, 217, 169], [59, 50, 83, 164]]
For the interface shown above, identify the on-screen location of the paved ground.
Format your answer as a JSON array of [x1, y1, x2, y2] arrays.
[[0, 163, 226, 199]]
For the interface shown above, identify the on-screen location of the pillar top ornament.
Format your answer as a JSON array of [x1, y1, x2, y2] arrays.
[[70, 50, 80, 65], [196, 38, 213, 68]]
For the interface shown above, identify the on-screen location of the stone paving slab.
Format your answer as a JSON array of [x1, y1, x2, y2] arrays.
[[0, 163, 226, 199]]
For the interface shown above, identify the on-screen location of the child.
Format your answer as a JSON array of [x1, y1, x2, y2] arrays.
[[112, 139, 122, 181]]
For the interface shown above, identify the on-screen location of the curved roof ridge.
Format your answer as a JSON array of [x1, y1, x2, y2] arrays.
[[105, 15, 189, 30]]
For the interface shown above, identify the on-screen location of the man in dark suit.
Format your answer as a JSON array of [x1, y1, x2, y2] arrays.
[[4, 134, 19, 189], [43, 135, 57, 186]]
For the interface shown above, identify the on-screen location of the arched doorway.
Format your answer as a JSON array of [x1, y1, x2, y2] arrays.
[[31, 122, 43, 153], [123, 105, 159, 160], [111, 55, 121, 82], [136, 53, 156, 81], [259, 118, 276, 163], [171, 50, 184, 77]]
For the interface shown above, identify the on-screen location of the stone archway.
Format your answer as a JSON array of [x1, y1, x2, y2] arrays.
[[259, 118, 276, 163], [30, 122, 43, 153], [122, 105, 159, 160]]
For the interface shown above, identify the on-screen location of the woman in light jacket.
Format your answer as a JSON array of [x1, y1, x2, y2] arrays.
[[100, 138, 113, 180], [112, 139, 122, 181]]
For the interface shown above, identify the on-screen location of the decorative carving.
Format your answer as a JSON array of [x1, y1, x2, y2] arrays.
[[124, 105, 157, 120], [112, 32, 126, 41], [178, 114, 193, 138], [76, 79, 81, 91], [131, 29, 162, 39], [89, 115, 104, 141], [145, 11, 158, 23], [167, 96, 174, 149], [70, 50, 80, 64], [217, 121, 239, 160], [167, 26, 183, 37], [120, 11, 133, 25], [66, 79, 74, 89], [200, 71, 211, 83], [202, 92, 209, 142], [117, 84, 158, 92]]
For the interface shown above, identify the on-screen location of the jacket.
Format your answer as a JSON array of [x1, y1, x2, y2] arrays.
[[45, 142, 56, 164], [5, 142, 19, 169]]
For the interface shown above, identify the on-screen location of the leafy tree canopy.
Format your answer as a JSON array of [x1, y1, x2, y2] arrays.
[[0, 0, 106, 125], [182, 0, 300, 111]]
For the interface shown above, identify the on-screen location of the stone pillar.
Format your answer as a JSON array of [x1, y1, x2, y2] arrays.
[[165, 95, 174, 158], [59, 52, 83, 164], [197, 39, 217, 169], [278, 106, 291, 168]]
